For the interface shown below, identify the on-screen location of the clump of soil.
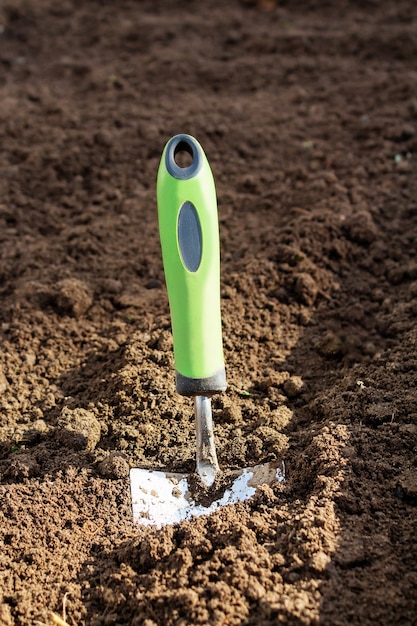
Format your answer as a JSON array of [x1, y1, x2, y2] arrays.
[[0, 0, 417, 624]]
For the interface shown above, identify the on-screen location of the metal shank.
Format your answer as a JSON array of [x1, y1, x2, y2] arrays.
[[195, 395, 220, 487]]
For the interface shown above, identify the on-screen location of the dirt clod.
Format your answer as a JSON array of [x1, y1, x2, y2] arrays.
[[54, 278, 93, 317], [283, 376, 305, 398], [4, 453, 40, 480], [97, 453, 130, 479], [343, 211, 378, 245], [294, 273, 319, 306], [57, 407, 101, 451]]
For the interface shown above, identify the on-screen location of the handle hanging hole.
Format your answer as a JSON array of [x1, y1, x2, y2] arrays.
[[165, 134, 202, 180], [174, 140, 194, 168]]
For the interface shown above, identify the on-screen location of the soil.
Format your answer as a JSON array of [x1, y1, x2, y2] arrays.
[[0, 0, 416, 624]]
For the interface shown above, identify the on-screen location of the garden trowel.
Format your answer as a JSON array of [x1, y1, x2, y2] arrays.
[[130, 134, 284, 527]]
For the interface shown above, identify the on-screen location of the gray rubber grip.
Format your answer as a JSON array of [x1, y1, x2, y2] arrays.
[[176, 368, 227, 396]]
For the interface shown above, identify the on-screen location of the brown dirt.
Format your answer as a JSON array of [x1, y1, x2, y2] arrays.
[[0, 0, 417, 624]]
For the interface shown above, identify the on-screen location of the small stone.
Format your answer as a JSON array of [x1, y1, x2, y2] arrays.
[[283, 376, 305, 398], [57, 407, 101, 451]]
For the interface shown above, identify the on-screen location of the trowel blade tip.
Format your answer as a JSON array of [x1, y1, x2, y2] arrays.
[[197, 461, 218, 488]]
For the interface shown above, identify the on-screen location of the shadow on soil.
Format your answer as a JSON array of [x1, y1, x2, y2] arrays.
[[66, 279, 417, 626], [2, 269, 414, 625]]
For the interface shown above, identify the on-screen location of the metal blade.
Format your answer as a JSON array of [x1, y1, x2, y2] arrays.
[[130, 461, 285, 528]]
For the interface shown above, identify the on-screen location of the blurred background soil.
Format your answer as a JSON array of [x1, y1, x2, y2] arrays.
[[0, 0, 416, 624]]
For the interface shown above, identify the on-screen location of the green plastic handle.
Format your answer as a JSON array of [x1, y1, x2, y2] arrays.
[[157, 134, 227, 396]]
